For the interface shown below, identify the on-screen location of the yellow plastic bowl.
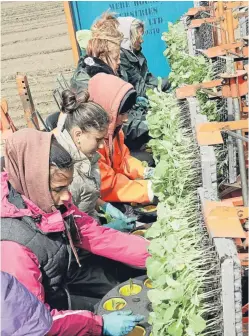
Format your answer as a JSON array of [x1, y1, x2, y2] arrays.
[[119, 284, 142, 296], [127, 326, 146, 336], [144, 279, 153, 289], [103, 298, 127, 311], [132, 230, 146, 237], [141, 205, 157, 213]]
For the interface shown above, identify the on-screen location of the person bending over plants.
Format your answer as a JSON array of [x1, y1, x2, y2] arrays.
[[116, 17, 171, 152], [118, 16, 170, 98], [1, 128, 148, 335], [87, 73, 155, 204], [55, 88, 137, 232], [69, 11, 154, 163]]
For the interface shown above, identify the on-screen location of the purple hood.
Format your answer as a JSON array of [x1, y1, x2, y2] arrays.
[[1, 271, 52, 335]]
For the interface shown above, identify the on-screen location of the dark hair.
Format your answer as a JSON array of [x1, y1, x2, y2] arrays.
[[49, 136, 73, 170], [61, 89, 110, 132]]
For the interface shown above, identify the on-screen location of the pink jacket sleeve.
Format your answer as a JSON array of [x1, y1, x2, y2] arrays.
[[0, 241, 103, 336], [73, 206, 150, 268]]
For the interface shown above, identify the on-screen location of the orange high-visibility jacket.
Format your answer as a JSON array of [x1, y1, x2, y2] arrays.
[[98, 129, 150, 203], [88, 73, 150, 204]]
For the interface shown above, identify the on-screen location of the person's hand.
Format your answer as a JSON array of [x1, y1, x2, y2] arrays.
[[136, 96, 149, 106], [103, 310, 144, 336], [102, 203, 137, 222], [143, 167, 155, 179], [103, 218, 136, 232]]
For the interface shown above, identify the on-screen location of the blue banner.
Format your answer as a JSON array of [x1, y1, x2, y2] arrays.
[[71, 1, 193, 76]]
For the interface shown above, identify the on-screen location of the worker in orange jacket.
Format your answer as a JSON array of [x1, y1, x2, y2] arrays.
[[88, 73, 154, 204]]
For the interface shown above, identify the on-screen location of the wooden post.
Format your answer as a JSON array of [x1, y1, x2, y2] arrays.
[[16, 73, 40, 130], [64, 1, 80, 66]]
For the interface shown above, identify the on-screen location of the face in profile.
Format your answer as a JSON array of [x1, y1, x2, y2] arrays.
[[50, 167, 74, 208], [133, 27, 144, 51], [116, 113, 128, 128], [76, 127, 108, 158]]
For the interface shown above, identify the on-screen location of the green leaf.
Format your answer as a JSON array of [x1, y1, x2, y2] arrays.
[[188, 314, 206, 333], [146, 258, 163, 280], [168, 321, 183, 336], [166, 275, 181, 288], [186, 327, 196, 336], [147, 289, 171, 305], [163, 235, 178, 252], [145, 225, 162, 239], [148, 239, 165, 257], [164, 303, 178, 322], [191, 293, 200, 306]]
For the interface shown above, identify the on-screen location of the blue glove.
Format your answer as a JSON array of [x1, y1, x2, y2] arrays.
[[136, 96, 149, 108], [103, 310, 144, 336], [103, 218, 136, 232], [102, 203, 137, 223], [144, 167, 155, 179]]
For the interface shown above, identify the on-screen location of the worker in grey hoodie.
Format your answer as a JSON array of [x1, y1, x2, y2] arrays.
[[55, 88, 136, 232]]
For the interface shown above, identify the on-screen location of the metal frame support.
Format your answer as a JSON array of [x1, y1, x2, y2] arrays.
[[221, 129, 249, 143], [64, 1, 80, 66], [233, 98, 248, 206], [198, 187, 243, 336]]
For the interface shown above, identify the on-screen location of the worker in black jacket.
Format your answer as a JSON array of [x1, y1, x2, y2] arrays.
[[116, 17, 170, 153], [117, 17, 170, 98]]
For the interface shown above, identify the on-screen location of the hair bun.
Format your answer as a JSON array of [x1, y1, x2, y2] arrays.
[[77, 89, 90, 104], [61, 89, 89, 114]]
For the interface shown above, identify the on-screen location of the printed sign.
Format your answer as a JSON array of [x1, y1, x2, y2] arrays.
[[71, 1, 193, 76]]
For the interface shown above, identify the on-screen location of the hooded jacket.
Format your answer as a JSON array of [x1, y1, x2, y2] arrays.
[[118, 17, 169, 97], [56, 129, 100, 219], [88, 73, 152, 203], [66, 53, 151, 151], [1, 271, 52, 336], [0, 128, 150, 336], [70, 55, 115, 92]]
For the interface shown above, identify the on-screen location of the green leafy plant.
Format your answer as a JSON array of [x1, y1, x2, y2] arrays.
[[129, 278, 134, 293], [146, 89, 221, 335], [163, 20, 228, 182], [162, 21, 217, 118]]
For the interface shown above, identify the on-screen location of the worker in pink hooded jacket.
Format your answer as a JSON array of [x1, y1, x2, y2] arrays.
[[0, 128, 149, 335]]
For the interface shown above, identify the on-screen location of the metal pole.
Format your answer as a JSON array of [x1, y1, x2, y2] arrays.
[[227, 97, 237, 183], [221, 129, 249, 143], [217, 1, 227, 44], [233, 97, 248, 206]]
